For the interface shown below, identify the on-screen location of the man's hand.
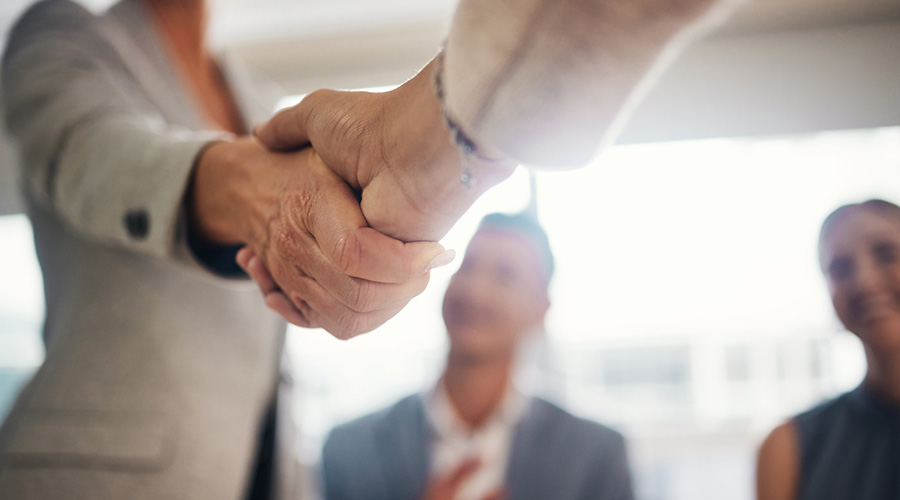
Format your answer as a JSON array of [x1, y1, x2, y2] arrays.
[[254, 58, 517, 243], [421, 459, 505, 500], [191, 137, 452, 338]]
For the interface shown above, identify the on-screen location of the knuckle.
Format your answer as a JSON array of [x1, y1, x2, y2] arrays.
[[401, 256, 421, 282], [331, 232, 361, 276], [412, 274, 430, 296], [285, 193, 315, 235], [306, 88, 332, 104], [286, 281, 311, 308], [272, 226, 296, 255], [344, 279, 377, 312], [336, 312, 369, 339]]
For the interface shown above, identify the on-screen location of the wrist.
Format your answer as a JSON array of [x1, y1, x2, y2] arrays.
[[189, 138, 270, 246], [371, 58, 516, 241], [431, 50, 509, 165]]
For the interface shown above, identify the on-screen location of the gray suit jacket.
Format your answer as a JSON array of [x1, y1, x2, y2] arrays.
[[322, 395, 634, 500], [0, 1, 293, 499]]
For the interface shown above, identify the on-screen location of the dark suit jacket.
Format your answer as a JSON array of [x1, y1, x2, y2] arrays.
[[321, 395, 634, 500]]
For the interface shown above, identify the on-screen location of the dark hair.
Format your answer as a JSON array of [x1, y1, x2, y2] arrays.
[[476, 212, 555, 283], [818, 198, 900, 268]]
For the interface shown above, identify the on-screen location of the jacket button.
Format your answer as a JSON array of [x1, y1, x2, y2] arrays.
[[124, 209, 150, 240]]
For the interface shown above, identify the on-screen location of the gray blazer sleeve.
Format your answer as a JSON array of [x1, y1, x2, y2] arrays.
[[2, 0, 224, 259], [441, 0, 737, 166]]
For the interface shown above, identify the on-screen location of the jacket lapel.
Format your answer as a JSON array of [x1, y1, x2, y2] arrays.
[[506, 398, 552, 500], [375, 395, 432, 500], [100, 0, 205, 130]]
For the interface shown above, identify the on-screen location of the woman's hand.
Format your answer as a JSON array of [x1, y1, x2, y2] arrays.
[[191, 137, 453, 338]]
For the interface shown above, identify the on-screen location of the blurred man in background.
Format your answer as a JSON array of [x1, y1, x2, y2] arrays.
[[320, 213, 634, 500]]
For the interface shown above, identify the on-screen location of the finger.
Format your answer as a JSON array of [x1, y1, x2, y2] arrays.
[[301, 152, 452, 283], [255, 90, 376, 189], [264, 292, 315, 328], [236, 247, 254, 271], [331, 228, 453, 283], [240, 250, 317, 327], [255, 89, 335, 151], [246, 256, 279, 295], [481, 488, 506, 500], [273, 230, 435, 312], [424, 459, 482, 500], [267, 247, 432, 336], [277, 273, 422, 339], [441, 458, 482, 490]]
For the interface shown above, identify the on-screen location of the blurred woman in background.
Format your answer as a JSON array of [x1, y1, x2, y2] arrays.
[[756, 199, 900, 500]]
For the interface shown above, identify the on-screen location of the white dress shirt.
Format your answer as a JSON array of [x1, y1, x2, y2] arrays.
[[425, 381, 528, 500]]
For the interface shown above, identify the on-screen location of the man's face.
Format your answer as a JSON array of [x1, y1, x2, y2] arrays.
[[441, 229, 550, 362]]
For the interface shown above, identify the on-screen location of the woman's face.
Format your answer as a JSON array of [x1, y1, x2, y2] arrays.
[[820, 207, 900, 356]]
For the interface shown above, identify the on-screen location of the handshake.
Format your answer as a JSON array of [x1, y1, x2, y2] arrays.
[[189, 0, 734, 339], [190, 59, 517, 339]]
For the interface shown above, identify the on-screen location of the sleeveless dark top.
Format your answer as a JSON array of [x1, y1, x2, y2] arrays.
[[795, 384, 900, 500]]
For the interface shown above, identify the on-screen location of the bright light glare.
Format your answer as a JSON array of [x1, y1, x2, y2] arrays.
[[0, 214, 44, 367], [288, 127, 898, 440], [539, 128, 900, 341]]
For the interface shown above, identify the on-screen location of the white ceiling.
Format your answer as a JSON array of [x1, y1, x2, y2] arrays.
[[211, 0, 900, 43], [725, 0, 900, 34], [3, 0, 900, 50], [216, 0, 900, 42], [1, 0, 899, 215]]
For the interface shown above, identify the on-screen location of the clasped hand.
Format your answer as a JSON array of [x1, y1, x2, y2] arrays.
[[191, 134, 457, 339], [225, 58, 516, 338]]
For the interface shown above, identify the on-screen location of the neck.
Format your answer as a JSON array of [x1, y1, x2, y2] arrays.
[[143, 0, 209, 63], [141, 0, 245, 134], [864, 347, 900, 404], [442, 355, 514, 429]]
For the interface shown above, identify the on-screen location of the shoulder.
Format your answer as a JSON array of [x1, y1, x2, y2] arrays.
[[4, 0, 114, 69], [523, 397, 629, 470], [756, 420, 799, 500], [529, 397, 626, 447], [514, 398, 633, 498], [13, 0, 91, 21], [6, 0, 95, 41], [324, 394, 424, 456], [791, 389, 858, 455], [756, 389, 857, 500], [794, 390, 853, 427], [758, 420, 799, 465]]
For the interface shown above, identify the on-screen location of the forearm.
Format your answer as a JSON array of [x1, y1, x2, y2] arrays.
[[189, 137, 291, 249], [255, 61, 517, 244], [442, 0, 736, 166], [3, 0, 226, 259], [16, 109, 222, 258], [363, 58, 518, 241]]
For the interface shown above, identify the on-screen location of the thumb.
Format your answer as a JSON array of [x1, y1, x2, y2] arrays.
[[253, 101, 310, 151], [256, 89, 387, 191], [254, 91, 324, 151]]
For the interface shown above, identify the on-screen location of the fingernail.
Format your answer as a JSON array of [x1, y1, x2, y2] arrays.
[[251, 123, 264, 137], [427, 249, 455, 271], [235, 248, 250, 268]]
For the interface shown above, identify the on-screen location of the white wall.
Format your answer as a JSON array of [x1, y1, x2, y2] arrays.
[[2, 7, 900, 215], [619, 20, 900, 143], [232, 19, 900, 144]]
